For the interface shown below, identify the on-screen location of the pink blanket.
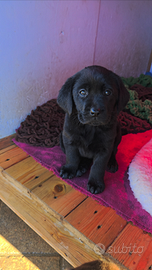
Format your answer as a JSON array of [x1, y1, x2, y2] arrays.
[[13, 129, 152, 233]]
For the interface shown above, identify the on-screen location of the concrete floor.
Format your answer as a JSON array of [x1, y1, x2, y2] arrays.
[[0, 201, 73, 270]]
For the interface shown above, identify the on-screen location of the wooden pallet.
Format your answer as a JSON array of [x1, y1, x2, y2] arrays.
[[0, 135, 152, 270]]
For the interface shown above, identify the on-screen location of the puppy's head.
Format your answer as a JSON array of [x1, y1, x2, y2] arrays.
[[57, 66, 129, 126]]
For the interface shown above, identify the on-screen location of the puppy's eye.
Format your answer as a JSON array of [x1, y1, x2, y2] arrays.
[[79, 89, 88, 97], [104, 89, 112, 96]]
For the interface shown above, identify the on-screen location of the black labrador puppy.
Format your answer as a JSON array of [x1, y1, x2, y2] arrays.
[[57, 66, 129, 194]]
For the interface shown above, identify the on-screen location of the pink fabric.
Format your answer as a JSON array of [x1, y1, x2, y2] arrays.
[[13, 129, 152, 233]]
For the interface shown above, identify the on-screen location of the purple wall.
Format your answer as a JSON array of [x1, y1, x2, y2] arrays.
[[95, 1, 152, 77], [0, 1, 152, 138]]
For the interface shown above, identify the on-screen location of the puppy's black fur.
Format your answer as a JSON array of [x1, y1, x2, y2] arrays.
[[57, 66, 129, 194]]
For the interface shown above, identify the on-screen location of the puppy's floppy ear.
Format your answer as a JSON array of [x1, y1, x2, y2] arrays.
[[57, 72, 80, 115], [114, 74, 129, 114]]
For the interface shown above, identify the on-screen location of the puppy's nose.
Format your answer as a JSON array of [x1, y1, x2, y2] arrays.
[[90, 108, 100, 117]]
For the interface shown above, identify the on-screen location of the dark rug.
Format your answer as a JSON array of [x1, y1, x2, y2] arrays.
[[15, 84, 152, 148]]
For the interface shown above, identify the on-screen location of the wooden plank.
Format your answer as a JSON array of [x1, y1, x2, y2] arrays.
[[136, 240, 152, 270], [4, 155, 87, 216], [32, 175, 87, 217], [0, 147, 28, 169], [32, 174, 72, 200], [49, 189, 87, 217], [0, 166, 127, 269], [25, 170, 54, 190], [66, 198, 127, 250], [0, 144, 16, 155], [107, 223, 152, 270], [5, 156, 53, 188], [4, 150, 87, 216], [0, 134, 15, 150]]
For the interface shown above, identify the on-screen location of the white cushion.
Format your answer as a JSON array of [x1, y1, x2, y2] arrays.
[[128, 138, 152, 216]]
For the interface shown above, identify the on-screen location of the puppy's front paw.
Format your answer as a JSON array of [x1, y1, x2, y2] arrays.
[[76, 166, 88, 177], [60, 165, 76, 179], [76, 158, 92, 177], [87, 180, 105, 194]]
